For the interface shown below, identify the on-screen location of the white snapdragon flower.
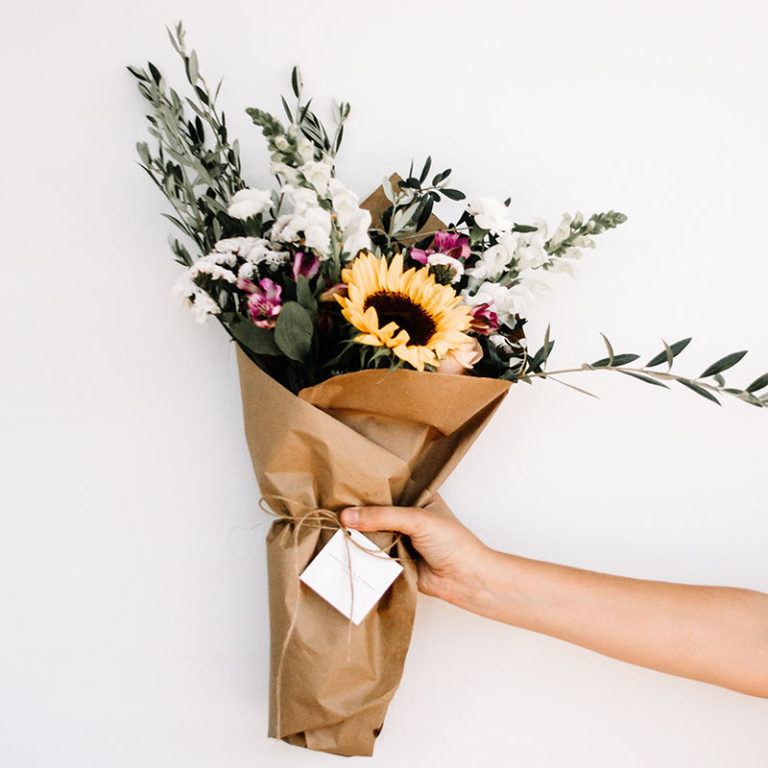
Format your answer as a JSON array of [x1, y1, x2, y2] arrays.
[[297, 136, 316, 164], [328, 178, 372, 258], [301, 206, 334, 254], [227, 188, 273, 220], [548, 213, 571, 250], [270, 162, 301, 185], [340, 209, 372, 258], [427, 253, 464, 283], [467, 196, 513, 234], [515, 219, 549, 271], [271, 184, 332, 257], [463, 281, 535, 325], [466, 232, 516, 282], [301, 159, 334, 195]]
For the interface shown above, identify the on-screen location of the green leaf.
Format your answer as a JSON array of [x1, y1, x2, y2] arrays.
[[441, 188, 465, 201], [678, 379, 721, 405], [647, 337, 691, 367], [291, 66, 301, 98], [281, 95, 293, 123], [746, 372, 768, 393], [274, 301, 313, 361], [617, 370, 670, 388], [228, 317, 280, 356], [296, 276, 317, 316], [419, 156, 432, 184], [700, 350, 747, 378], [591, 353, 640, 368], [186, 50, 199, 84], [148, 61, 162, 84], [432, 168, 451, 185]]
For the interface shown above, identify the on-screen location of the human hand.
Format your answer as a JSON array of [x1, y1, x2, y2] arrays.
[[340, 496, 493, 608]]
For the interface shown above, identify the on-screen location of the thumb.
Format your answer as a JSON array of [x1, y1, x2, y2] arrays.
[[340, 505, 426, 537]]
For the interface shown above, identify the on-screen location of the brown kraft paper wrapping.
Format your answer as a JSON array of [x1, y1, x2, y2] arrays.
[[237, 347, 510, 756]]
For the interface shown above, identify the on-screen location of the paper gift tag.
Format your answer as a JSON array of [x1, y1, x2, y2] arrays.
[[300, 529, 403, 625]]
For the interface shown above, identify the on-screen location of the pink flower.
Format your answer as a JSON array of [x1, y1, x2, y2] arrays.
[[318, 282, 348, 302], [436, 338, 484, 375], [238, 277, 283, 329], [411, 231, 470, 265], [291, 251, 320, 282], [468, 302, 499, 335]]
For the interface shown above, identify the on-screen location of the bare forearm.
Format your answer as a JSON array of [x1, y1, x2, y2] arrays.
[[452, 549, 768, 697]]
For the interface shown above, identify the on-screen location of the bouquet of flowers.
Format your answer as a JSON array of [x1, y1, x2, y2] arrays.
[[129, 23, 768, 757]]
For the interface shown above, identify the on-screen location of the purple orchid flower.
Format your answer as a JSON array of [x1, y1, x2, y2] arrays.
[[238, 277, 283, 329], [411, 231, 470, 265], [291, 251, 320, 282], [468, 302, 499, 335]]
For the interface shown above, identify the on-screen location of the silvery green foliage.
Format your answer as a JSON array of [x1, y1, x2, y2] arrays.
[[519, 330, 768, 408], [128, 22, 244, 261]]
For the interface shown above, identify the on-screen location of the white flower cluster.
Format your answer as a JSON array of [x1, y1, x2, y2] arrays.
[[272, 185, 333, 257], [172, 237, 289, 323], [226, 160, 371, 262], [463, 201, 596, 324]]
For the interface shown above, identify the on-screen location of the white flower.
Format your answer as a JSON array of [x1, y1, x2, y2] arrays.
[[301, 159, 334, 195], [549, 213, 571, 249], [463, 281, 535, 325], [427, 253, 464, 283], [328, 178, 372, 258], [189, 260, 237, 283], [301, 206, 333, 254], [270, 162, 301, 185], [467, 196, 513, 234], [297, 137, 316, 164], [171, 273, 220, 323], [213, 237, 264, 263], [189, 290, 221, 323], [237, 262, 258, 281], [227, 188, 272, 220], [467, 233, 516, 281], [515, 219, 549, 271], [339, 209, 372, 258], [271, 185, 332, 257]]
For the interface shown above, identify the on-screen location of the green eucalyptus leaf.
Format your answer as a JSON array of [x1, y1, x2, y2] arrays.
[[591, 353, 640, 367], [746, 372, 768, 393], [647, 337, 691, 367], [419, 156, 432, 184], [441, 188, 465, 201], [700, 350, 747, 378], [678, 379, 721, 405], [617, 370, 670, 388], [274, 301, 314, 361]]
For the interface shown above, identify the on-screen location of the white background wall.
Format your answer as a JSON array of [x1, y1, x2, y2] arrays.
[[2, 1, 767, 765]]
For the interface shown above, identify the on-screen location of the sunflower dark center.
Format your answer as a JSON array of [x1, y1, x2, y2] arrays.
[[364, 291, 437, 346]]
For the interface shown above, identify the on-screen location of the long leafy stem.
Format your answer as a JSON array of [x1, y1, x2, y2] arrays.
[[518, 330, 768, 408]]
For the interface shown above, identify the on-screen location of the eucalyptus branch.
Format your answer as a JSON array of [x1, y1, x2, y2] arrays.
[[517, 331, 768, 408], [128, 21, 244, 255]]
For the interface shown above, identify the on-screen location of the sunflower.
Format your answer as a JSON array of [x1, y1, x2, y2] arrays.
[[336, 251, 473, 371]]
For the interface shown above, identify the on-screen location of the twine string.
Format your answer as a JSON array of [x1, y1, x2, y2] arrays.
[[258, 495, 405, 736]]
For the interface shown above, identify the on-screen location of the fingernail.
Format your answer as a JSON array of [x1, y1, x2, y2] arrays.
[[341, 508, 360, 525]]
